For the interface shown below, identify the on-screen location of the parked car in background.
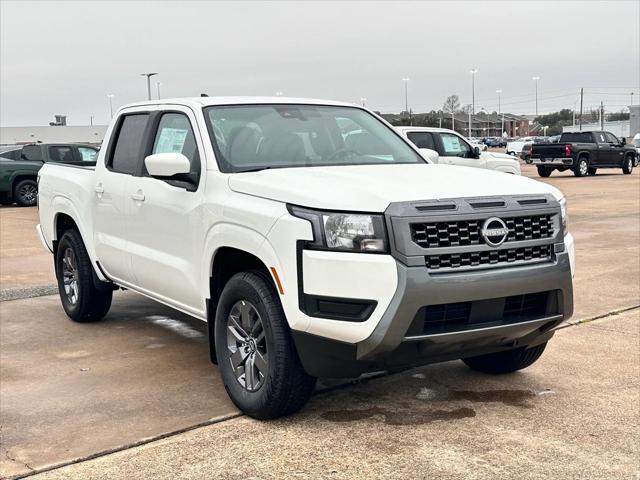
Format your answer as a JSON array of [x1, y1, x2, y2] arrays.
[[397, 127, 520, 174], [530, 131, 636, 177], [506, 137, 534, 156], [469, 138, 488, 151], [0, 143, 99, 206], [485, 137, 507, 148], [37, 97, 572, 418]]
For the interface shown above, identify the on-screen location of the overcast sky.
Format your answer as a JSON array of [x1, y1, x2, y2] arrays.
[[1, 0, 638, 126]]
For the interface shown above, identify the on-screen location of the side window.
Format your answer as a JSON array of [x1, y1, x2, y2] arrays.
[[109, 114, 149, 174], [77, 147, 98, 161], [407, 132, 436, 150], [151, 113, 200, 175], [48, 146, 75, 162], [22, 145, 43, 161], [438, 133, 473, 158], [604, 132, 619, 144], [595, 132, 608, 144]]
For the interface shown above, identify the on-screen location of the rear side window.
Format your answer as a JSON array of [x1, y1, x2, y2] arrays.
[[22, 145, 43, 161], [407, 131, 436, 150], [49, 146, 75, 162], [0, 148, 22, 160], [109, 114, 149, 174]]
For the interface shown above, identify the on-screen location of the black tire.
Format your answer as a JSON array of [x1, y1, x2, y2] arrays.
[[55, 230, 112, 322], [622, 156, 634, 174], [462, 342, 547, 374], [537, 165, 552, 177], [588, 167, 597, 176], [13, 179, 38, 207], [573, 157, 589, 177], [215, 271, 316, 419]]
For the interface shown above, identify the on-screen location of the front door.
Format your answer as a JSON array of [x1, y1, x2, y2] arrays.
[[436, 132, 487, 169], [125, 108, 206, 314]]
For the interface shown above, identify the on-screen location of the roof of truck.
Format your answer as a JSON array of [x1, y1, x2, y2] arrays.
[[121, 96, 358, 110]]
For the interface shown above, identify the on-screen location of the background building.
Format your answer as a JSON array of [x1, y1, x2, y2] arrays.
[[0, 125, 108, 145]]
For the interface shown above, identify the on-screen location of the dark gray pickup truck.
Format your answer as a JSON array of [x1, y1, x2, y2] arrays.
[[530, 131, 636, 177]]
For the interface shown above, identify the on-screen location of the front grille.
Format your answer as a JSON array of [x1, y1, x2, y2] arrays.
[[426, 244, 552, 271], [411, 214, 553, 248], [406, 290, 557, 336]]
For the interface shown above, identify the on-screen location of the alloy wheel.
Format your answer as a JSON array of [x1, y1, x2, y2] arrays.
[[226, 300, 268, 392], [19, 184, 37, 204], [62, 247, 79, 305]]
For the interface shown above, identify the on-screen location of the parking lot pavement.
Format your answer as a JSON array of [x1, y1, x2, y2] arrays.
[[0, 165, 638, 479], [0, 292, 238, 478], [0, 207, 55, 290], [31, 308, 640, 480]]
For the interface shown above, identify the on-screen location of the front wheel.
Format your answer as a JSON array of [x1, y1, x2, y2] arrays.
[[55, 230, 112, 322], [462, 343, 547, 374], [13, 179, 38, 207], [215, 271, 316, 419], [622, 156, 634, 174], [537, 165, 552, 177]]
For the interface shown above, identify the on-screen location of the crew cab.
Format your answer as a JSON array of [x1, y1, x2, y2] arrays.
[[0, 143, 99, 206], [37, 97, 574, 419], [396, 127, 520, 174], [530, 131, 636, 177]]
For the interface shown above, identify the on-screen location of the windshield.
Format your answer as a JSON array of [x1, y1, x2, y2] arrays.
[[204, 104, 424, 172], [633, 138, 640, 147]]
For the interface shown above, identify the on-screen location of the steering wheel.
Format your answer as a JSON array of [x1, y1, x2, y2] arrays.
[[325, 148, 362, 163]]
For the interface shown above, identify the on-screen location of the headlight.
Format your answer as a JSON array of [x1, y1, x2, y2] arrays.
[[289, 206, 388, 253], [559, 197, 568, 233]]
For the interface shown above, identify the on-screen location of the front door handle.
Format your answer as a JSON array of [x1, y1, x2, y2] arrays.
[[94, 184, 104, 194], [130, 191, 145, 202]]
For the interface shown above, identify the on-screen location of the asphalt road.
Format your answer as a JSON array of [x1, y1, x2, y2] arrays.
[[0, 163, 638, 478]]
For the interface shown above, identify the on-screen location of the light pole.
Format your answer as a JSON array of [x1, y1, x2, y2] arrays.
[[470, 69, 477, 114], [631, 92, 634, 107], [402, 78, 410, 114], [467, 104, 472, 139], [140, 72, 158, 100], [360, 97, 367, 107], [532, 76, 540, 116], [107, 94, 114, 119], [496, 89, 503, 136], [156, 82, 162, 100], [543, 125, 549, 136]]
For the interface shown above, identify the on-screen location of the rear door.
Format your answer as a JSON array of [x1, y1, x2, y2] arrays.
[[92, 110, 151, 284], [593, 131, 614, 166], [435, 132, 486, 169], [125, 106, 206, 313]]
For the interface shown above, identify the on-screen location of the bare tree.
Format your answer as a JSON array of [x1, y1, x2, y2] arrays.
[[443, 95, 460, 114]]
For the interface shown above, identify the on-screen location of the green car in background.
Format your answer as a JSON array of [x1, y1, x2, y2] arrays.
[[0, 143, 99, 207]]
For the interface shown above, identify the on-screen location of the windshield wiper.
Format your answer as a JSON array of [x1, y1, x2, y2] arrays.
[[234, 166, 279, 173]]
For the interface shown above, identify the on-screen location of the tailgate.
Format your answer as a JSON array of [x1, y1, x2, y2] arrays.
[[531, 144, 566, 159]]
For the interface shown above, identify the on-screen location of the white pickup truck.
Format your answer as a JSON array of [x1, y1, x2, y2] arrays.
[[396, 127, 521, 174], [37, 97, 575, 419]]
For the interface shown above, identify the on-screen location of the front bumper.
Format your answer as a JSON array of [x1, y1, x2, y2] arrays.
[[293, 251, 573, 378]]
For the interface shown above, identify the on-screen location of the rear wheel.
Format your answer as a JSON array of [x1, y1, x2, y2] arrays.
[[463, 343, 547, 374], [622, 156, 634, 174], [13, 179, 37, 207], [574, 157, 589, 177], [55, 230, 112, 322], [536, 165, 552, 177], [215, 271, 316, 419]]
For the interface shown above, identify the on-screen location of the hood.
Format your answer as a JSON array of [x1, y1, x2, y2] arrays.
[[228, 164, 562, 212], [483, 151, 518, 161]]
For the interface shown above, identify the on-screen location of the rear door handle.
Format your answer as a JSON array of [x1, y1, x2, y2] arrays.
[[130, 191, 145, 202], [94, 184, 104, 194]]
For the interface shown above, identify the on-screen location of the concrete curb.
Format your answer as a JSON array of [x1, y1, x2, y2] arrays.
[[0, 284, 58, 302]]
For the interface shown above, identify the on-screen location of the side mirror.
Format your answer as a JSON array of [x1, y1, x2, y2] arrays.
[[419, 148, 440, 163], [621, 137, 627, 145], [144, 152, 190, 178], [473, 146, 481, 157]]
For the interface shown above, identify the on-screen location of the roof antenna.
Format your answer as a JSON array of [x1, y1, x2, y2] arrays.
[[200, 93, 209, 97]]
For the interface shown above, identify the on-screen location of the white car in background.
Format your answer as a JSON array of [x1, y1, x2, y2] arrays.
[[397, 127, 521, 174], [469, 138, 488, 151], [506, 137, 534, 156]]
